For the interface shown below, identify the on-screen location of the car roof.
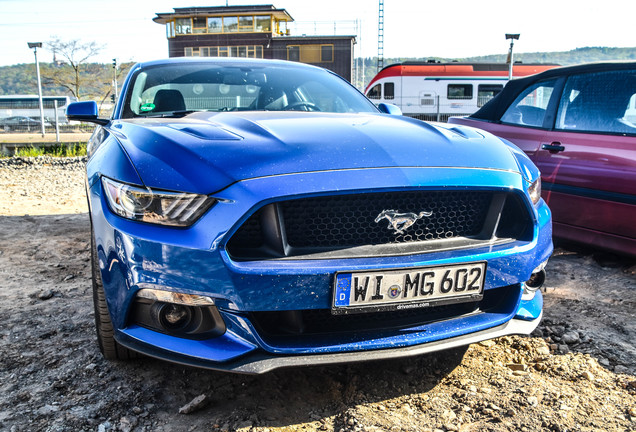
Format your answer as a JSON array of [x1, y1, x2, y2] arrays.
[[471, 61, 636, 121], [133, 57, 326, 73]]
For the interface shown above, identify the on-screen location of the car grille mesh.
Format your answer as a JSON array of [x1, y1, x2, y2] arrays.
[[231, 211, 264, 249], [225, 189, 535, 260], [280, 191, 490, 248]]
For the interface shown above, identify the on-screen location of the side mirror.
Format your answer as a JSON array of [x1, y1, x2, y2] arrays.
[[66, 101, 109, 125], [377, 103, 402, 116]]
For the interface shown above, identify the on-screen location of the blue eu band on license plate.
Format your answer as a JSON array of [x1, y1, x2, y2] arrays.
[[332, 262, 486, 314]]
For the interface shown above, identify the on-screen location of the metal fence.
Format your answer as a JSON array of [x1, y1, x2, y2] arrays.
[[397, 94, 495, 123], [0, 120, 94, 134], [404, 113, 471, 123]]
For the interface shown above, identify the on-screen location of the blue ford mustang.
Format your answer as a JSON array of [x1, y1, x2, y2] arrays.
[[67, 58, 552, 373]]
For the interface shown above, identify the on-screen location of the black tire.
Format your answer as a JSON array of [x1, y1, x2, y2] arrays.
[[91, 233, 137, 360]]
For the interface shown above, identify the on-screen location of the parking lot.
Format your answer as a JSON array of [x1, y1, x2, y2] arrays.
[[0, 156, 634, 431]]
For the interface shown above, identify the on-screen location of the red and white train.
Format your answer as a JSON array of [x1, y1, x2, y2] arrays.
[[365, 62, 558, 121]]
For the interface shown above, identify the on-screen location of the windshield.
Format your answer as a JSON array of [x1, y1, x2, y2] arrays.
[[120, 61, 378, 118]]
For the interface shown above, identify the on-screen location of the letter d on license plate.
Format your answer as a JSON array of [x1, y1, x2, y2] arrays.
[[332, 262, 486, 314]]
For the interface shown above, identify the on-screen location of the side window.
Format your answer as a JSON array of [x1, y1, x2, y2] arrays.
[[207, 17, 222, 33], [320, 45, 334, 63], [477, 84, 503, 107], [501, 79, 557, 127], [626, 94, 636, 124], [223, 16, 238, 33], [384, 82, 395, 100], [287, 46, 300, 62], [448, 84, 472, 100], [367, 84, 381, 100], [192, 17, 207, 34], [555, 70, 636, 134], [174, 18, 192, 35]]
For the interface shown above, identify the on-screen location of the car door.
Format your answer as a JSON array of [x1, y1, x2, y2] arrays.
[[483, 79, 561, 158], [532, 69, 636, 243]]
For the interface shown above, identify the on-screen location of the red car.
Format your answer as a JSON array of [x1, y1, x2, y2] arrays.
[[449, 62, 636, 257]]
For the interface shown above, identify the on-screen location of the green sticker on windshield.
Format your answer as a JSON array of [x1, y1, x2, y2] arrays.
[[140, 103, 155, 112]]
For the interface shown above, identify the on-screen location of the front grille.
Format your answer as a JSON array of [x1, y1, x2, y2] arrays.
[[252, 301, 479, 336], [231, 211, 264, 249], [281, 191, 490, 247], [226, 190, 532, 260]]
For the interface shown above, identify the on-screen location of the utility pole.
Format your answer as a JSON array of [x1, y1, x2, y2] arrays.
[[377, 0, 384, 72], [28, 42, 45, 137], [112, 58, 118, 104], [506, 34, 520, 80], [359, 18, 365, 90]]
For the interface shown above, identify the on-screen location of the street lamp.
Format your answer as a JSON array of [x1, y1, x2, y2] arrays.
[[505, 34, 520, 80], [112, 58, 118, 104], [28, 42, 45, 136]]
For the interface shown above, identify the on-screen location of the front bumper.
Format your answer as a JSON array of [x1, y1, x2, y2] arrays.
[[88, 166, 552, 373], [116, 311, 542, 374]]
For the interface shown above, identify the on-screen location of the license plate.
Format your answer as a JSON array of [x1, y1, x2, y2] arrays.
[[332, 262, 486, 314]]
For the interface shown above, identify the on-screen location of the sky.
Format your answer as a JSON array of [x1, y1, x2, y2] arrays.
[[2, 0, 635, 67]]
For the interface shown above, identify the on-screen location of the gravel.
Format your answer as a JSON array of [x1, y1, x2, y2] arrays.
[[0, 156, 88, 216], [0, 156, 634, 432]]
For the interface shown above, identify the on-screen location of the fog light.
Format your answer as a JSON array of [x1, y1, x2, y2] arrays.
[[522, 260, 548, 300], [524, 269, 546, 292], [154, 303, 192, 331], [132, 286, 226, 339]]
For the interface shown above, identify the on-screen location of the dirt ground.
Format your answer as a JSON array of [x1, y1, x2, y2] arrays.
[[0, 157, 634, 432]]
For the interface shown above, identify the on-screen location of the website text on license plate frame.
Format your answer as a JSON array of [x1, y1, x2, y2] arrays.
[[332, 262, 486, 315]]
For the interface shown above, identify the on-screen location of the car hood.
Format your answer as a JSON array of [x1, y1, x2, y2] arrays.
[[109, 111, 520, 194]]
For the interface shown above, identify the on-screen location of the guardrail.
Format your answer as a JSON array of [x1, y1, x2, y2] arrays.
[[0, 123, 94, 134], [0, 131, 92, 156]]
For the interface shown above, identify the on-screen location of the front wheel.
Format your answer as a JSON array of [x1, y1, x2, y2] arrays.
[[91, 233, 137, 360]]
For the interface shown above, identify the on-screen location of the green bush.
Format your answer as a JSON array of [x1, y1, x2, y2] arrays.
[[11, 143, 87, 158]]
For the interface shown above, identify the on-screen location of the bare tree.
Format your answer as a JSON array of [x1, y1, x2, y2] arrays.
[[42, 37, 104, 100]]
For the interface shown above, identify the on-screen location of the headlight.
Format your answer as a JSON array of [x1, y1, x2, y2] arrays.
[[528, 177, 542, 205], [102, 177, 215, 226]]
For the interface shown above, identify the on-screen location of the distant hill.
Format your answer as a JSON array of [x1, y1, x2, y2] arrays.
[[0, 61, 133, 100], [355, 46, 636, 89], [378, 46, 636, 68], [459, 46, 636, 66], [2, 47, 635, 96], [0, 64, 44, 96], [0, 62, 108, 97]]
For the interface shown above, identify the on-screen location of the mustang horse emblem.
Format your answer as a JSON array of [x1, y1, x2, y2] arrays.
[[374, 209, 433, 234]]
